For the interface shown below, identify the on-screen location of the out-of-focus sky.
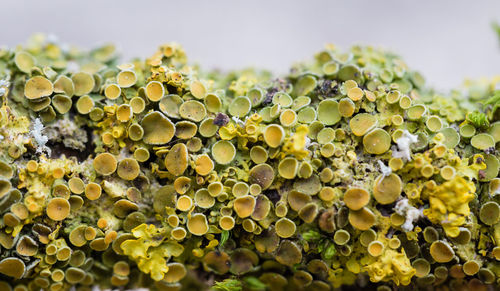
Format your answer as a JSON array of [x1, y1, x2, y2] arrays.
[[1, 0, 499, 91]]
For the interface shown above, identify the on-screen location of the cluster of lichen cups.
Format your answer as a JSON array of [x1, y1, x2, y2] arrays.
[[0, 35, 499, 291]]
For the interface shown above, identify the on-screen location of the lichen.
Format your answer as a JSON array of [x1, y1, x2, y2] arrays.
[[422, 176, 476, 237], [0, 34, 498, 291], [363, 248, 416, 285]]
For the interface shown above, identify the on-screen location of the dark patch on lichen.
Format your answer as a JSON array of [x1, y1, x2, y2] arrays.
[[48, 125, 94, 162], [213, 113, 230, 126], [263, 189, 280, 205]]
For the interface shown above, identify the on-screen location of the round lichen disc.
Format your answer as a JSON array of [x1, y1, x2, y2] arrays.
[[350, 113, 377, 136], [363, 129, 391, 154], [317, 100, 341, 125], [187, 213, 209, 236], [93, 153, 118, 175], [141, 111, 175, 145], [211, 140, 236, 165], [145, 81, 165, 101], [25, 76, 54, 99], [430, 241, 455, 263], [373, 174, 402, 204], [0, 257, 25, 279], [471, 133, 495, 150], [47, 198, 71, 221], [72, 72, 95, 96], [348, 207, 376, 230], [249, 163, 275, 190], [165, 144, 188, 176]]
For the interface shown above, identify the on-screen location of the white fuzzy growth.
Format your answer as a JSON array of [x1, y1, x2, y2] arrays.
[[392, 130, 418, 161], [394, 198, 423, 231], [493, 183, 500, 196], [335, 168, 350, 180], [402, 208, 423, 231], [378, 160, 392, 177], [66, 61, 80, 73], [304, 136, 319, 149], [304, 136, 311, 148], [394, 199, 409, 216], [232, 116, 245, 127], [0, 78, 8, 97], [31, 118, 51, 155]]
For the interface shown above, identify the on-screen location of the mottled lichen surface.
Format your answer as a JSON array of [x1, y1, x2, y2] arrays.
[[0, 34, 499, 291]]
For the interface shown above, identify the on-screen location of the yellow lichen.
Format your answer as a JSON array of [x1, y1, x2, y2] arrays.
[[422, 176, 475, 237], [363, 248, 416, 285]]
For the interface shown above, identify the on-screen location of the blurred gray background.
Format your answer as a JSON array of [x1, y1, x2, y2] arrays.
[[2, 0, 499, 91]]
